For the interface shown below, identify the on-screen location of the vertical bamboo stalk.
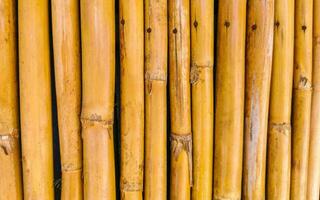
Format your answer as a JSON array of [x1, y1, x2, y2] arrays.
[[144, 0, 167, 199], [190, 0, 214, 199], [307, 0, 320, 198], [119, 1, 144, 199], [0, 0, 23, 199], [242, 0, 274, 199], [80, 0, 116, 199], [51, 0, 82, 199], [214, 0, 246, 199], [266, 0, 294, 199], [169, 0, 192, 199], [18, 0, 54, 199], [291, 0, 313, 199]]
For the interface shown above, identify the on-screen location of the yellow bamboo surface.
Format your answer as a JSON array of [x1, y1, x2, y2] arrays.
[[169, 0, 192, 199], [266, 1, 294, 200], [18, 0, 54, 199], [307, 0, 320, 198], [0, 0, 23, 199], [119, 0, 144, 199], [51, 0, 83, 199], [214, 0, 246, 199], [144, 0, 167, 199], [291, 0, 313, 199], [190, 0, 214, 199], [80, 0, 116, 199], [242, 0, 274, 199]]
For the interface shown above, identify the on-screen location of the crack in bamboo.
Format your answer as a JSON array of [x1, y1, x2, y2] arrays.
[[190, 63, 213, 85], [0, 129, 18, 155], [170, 132, 193, 186]]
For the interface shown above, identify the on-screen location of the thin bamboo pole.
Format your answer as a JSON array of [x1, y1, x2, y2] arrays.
[[291, 0, 313, 199], [144, 0, 167, 199], [169, 0, 192, 199], [18, 0, 54, 199], [242, 0, 274, 199], [0, 0, 23, 199], [51, 0, 82, 199], [306, 0, 320, 198], [214, 0, 246, 199], [119, 0, 144, 199], [266, 0, 294, 199], [80, 0, 116, 199], [190, 0, 214, 199]]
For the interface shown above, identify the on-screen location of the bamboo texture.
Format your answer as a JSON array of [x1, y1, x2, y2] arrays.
[[144, 0, 167, 199], [0, 0, 23, 199], [307, 0, 320, 198], [266, 0, 294, 200], [119, 0, 144, 199], [18, 0, 54, 199], [242, 0, 274, 199], [51, 0, 82, 199], [190, 0, 214, 199], [80, 0, 116, 199], [291, 0, 313, 199], [169, 0, 192, 199], [214, 0, 246, 199]]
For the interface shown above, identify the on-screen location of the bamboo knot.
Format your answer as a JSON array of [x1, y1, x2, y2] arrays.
[[0, 129, 18, 155], [170, 132, 193, 186], [145, 70, 167, 94], [190, 63, 213, 85], [120, 180, 143, 192], [269, 123, 291, 136], [81, 115, 113, 139]]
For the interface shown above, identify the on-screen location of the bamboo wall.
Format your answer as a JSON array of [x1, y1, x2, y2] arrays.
[[0, 0, 320, 200]]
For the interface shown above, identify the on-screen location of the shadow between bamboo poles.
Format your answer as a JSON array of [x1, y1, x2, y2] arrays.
[[51, 0, 83, 199], [144, 0, 168, 199], [18, 0, 54, 199], [169, 0, 192, 199], [266, 0, 294, 199], [242, 0, 274, 199], [190, 0, 214, 199], [290, 0, 313, 199], [119, 0, 144, 199], [0, 0, 23, 199], [214, 0, 246, 199], [307, 0, 320, 198], [80, 0, 116, 199]]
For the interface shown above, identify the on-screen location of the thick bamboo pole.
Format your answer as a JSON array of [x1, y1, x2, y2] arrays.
[[0, 0, 23, 199], [144, 0, 167, 199], [80, 0, 116, 199], [119, 0, 144, 199], [169, 0, 192, 199], [306, 0, 320, 198], [266, 0, 294, 199], [190, 0, 214, 199], [18, 0, 54, 199], [291, 0, 313, 199], [214, 0, 246, 199], [51, 0, 82, 199], [242, 0, 274, 199]]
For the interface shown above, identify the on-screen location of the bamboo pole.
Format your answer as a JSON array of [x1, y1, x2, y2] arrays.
[[144, 0, 167, 199], [51, 0, 82, 199], [0, 0, 23, 199], [80, 0, 116, 199], [242, 0, 274, 199], [291, 0, 313, 199], [18, 0, 54, 199], [169, 0, 192, 199], [119, 0, 144, 199], [214, 0, 246, 199], [306, 0, 320, 198], [190, 0, 214, 199], [266, 0, 294, 199]]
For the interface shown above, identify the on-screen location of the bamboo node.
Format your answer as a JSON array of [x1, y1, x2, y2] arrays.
[[269, 122, 291, 136], [145, 70, 167, 94], [120, 180, 143, 192], [81, 115, 113, 139], [0, 129, 18, 155], [190, 63, 213, 85], [170, 132, 193, 186]]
